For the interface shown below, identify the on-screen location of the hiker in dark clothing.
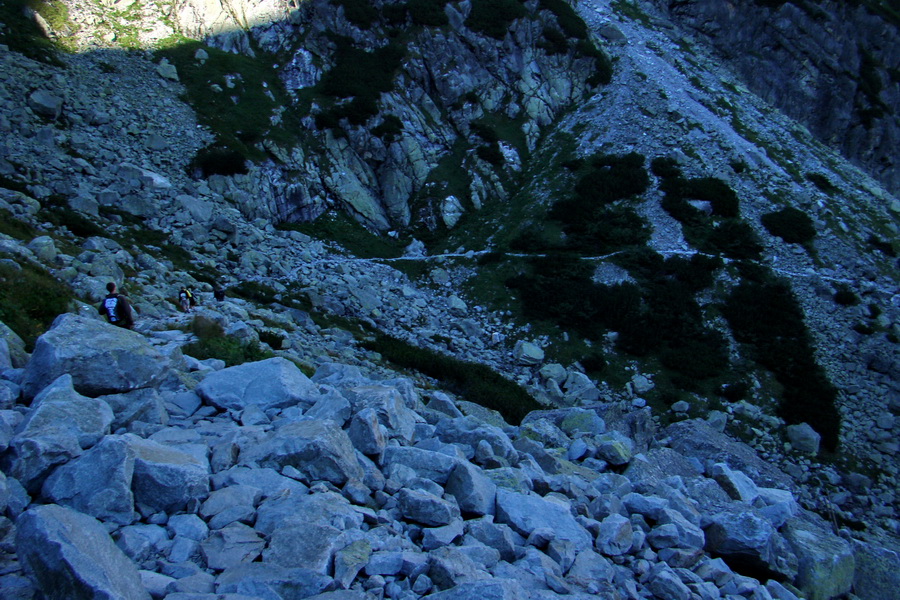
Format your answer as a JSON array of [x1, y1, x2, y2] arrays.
[[213, 285, 226, 301], [99, 282, 134, 329]]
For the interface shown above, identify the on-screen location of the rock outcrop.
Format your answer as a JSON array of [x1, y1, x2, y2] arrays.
[[646, 0, 900, 195]]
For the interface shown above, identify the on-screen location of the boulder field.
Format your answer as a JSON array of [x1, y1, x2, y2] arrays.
[[1, 312, 896, 600]]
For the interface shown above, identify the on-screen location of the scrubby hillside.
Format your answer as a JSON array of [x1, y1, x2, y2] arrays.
[[0, 0, 899, 599]]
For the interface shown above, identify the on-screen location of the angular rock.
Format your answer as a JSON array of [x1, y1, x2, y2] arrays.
[[240, 419, 363, 485], [397, 488, 460, 526], [16, 504, 151, 600], [851, 538, 900, 600], [21, 314, 171, 400], [347, 408, 386, 456], [341, 384, 420, 442], [196, 357, 321, 412], [381, 445, 462, 485], [423, 579, 526, 600], [595, 430, 634, 466], [41, 434, 136, 525], [711, 462, 761, 504], [786, 423, 821, 455], [128, 435, 210, 513], [705, 505, 798, 580], [27, 90, 64, 119], [596, 513, 633, 556], [513, 341, 544, 366], [216, 564, 334, 599], [782, 512, 854, 600], [5, 374, 113, 492], [99, 388, 168, 431], [428, 546, 491, 590], [445, 461, 497, 516], [200, 522, 265, 571], [263, 522, 343, 573], [495, 488, 592, 550], [334, 539, 372, 588]]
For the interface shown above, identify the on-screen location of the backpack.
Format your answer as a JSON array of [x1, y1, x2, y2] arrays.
[[104, 296, 120, 322]]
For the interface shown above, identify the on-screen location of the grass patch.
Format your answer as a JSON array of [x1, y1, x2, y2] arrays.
[[277, 211, 409, 259], [157, 41, 303, 169], [0, 0, 64, 64], [182, 315, 274, 367], [0, 260, 73, 351], [362, 331, 541, 424]]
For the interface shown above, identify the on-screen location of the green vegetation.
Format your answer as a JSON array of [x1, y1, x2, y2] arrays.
[[315, 37, 405, 127], [761, 206, 817, 245], [157, 41, 303, 169], [332, 0, 379, 29], [182, 315, 275, 367], [806, 172, 837, 194], [372, 115, 404, 143], [0, 260, 72, 350], [466, 0, 527, 39], [722, 275, 841, 450], [362, 331, 541, 424], [833, 286, 861, 306], [277, 212, 409, 259], [0, 0, 64, 64], [656, 160, 763, 261], [229, 281, 281, 305], [611, 0, 652, 26], [408, 0, 450, 26]]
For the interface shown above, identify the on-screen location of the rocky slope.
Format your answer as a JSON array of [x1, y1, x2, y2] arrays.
[[644, 0, 900, 196], [0, 0, 899, 599]]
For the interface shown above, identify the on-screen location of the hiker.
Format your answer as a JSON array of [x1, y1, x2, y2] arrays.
[[187, 286, 197, 309], [213, 284, 226, 302], [98, 282, 134, 329], [178, 287, 191, 313]]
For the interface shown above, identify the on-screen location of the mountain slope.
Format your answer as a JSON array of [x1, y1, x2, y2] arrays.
[[0, 0, 898, 571]]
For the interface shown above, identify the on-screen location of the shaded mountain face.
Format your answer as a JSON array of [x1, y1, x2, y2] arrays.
[[1, 0, 898, 535], [646, 0, 900, 195]]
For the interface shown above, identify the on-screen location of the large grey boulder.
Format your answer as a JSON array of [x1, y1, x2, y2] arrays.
[[340, 385, 421, 442], [196, 357, 321, 412], [127, 435, 210, 513], [41, 435, 136, 525], [200, 522, 265, 571], [704, 505, 798, 580], [666, 419, 793, 489], [263, 522, 344, 573], [424, 579, 526, 599], [434, 417, 517, 461], [5, 374, 114, 492], [16, 504, 151, 600], [27, 90, 64, 119], [255, 491, 362, 536], [445, 461, 497, 516], [21, 314, 171, 400], [495, 488, 592, 550], [851, 538, 900, 600], [216, 564, 334, 599], [397, 488, 461, 527], [239, 419, 363, 485], [0, 320, 29, 368], [782, 512, 854, 600], [381, 446, 463, 485], [98, 388, 168, 431]]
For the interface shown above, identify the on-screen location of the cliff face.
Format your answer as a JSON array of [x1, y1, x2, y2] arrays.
[[646, 0, 900, 195]]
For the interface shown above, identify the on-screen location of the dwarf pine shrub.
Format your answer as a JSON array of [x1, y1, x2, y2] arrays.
[[0, 261, 72, 350], [761, 207, 816, 244], [363, 332, 541, 424]]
